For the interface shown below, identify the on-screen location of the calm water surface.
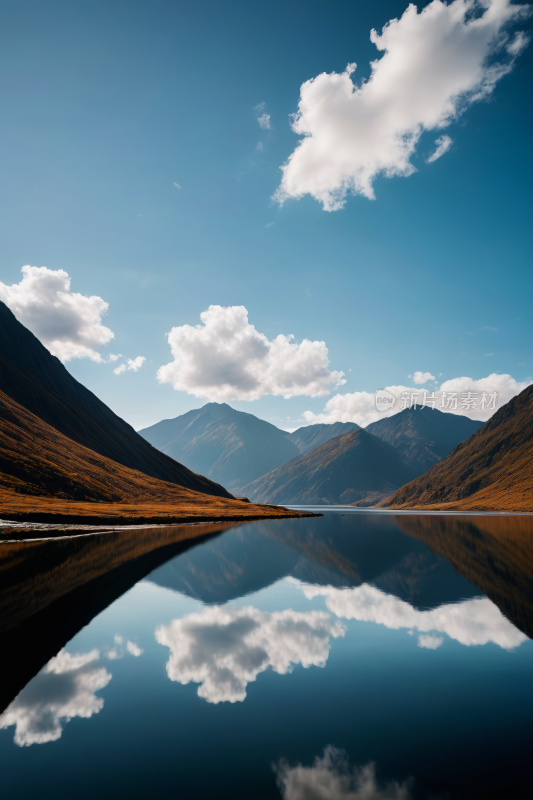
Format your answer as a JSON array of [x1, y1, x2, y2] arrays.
[[1, 510, 532, 799]]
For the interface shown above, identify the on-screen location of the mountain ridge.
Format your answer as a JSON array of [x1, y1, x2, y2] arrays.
[[365, 406, 483, 476], [288, 421, 360, 455], [139, 402, 299, 490], [238, 428, 418, 505], [0, 301, 229, 497], [0, 388, 311, 525]]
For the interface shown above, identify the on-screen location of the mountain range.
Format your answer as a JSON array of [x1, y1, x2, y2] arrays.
[[140, 403, 483, 505], [379, 384, 533, 512], [3, 297, 528, 514], [237, 428, 418, 505]]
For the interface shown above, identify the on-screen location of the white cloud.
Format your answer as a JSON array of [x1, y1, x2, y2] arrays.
[[173, 181, 182, 188], [108, 353, 122, 362], [255, 102, 272, 130], [107, 634, 124, 659], [295, 581, 526, 650], [427, 134, 453, 163], [127, 641, 144, 657], [126, 356, 145, 372], [275, 747, 412, 800], [0, 266, 114, 362], [114, 356, 146, 376], [303, 373, 531, 426], [417, 634, 444, 649], [157, 305, 345, 401], [0, 649, 111, 746], [275, 0, 529, 211], [258, 113, 271, 129], [411, 371, 436, 384], [155, 604, 345, 704]]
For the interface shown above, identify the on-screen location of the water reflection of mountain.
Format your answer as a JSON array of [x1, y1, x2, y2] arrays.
[[0, 522, 237, 715], [147, 515, 481, 610], [395, 514, 533, 639], [3, 512, 532, 720]]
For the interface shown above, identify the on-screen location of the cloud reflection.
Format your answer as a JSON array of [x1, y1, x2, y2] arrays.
[[275, 746, 412, 800], [0, 649, 111, 746], [294, 581, 526, 650], [156, 605, 345, 703], [127, 640, 143, 657], [417, 635, 444, 650]]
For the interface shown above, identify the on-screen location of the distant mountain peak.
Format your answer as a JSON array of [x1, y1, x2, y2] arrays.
[[139, 403, 298, 490], [238, 426, 417, 506], [365, 405, 483, 477]]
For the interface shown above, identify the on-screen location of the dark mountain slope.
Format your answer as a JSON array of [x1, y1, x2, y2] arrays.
[[365, 406, 483, 476], [139, 402, 299, 490], [238, 428, 417, 505], [379, 384, 533, 512], [0, 389, 309, 525], [0, 301, 229, 497], [288, 421, 360, 455]]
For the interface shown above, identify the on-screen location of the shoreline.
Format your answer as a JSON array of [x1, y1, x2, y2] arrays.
[[284, 504, 533, 516], [0, 507, 320, 541]]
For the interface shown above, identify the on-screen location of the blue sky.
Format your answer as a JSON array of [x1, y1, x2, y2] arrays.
[[0, 0, 531, 430]]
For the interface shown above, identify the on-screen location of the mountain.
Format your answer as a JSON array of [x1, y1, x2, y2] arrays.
[[0, 388, 310, 525], [378, 384, 533, 512], [139, 402, 299, 490], [237, 428, 417, 505], [365, 406, 483, 476], [0, 300, 228, 497], [288, 421, 360, 455]]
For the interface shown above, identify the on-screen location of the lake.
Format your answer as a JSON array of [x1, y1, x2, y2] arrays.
[[1, 510, 532, 799]]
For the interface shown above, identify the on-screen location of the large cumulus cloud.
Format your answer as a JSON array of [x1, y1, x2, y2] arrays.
[[275, 0, 530, 210], [157, 305, 345, 401]]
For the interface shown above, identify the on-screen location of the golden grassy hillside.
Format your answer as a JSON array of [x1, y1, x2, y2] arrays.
[[378, 385, 533, 512], [0, 300, 230, 497], [0, 390, 312, 525]]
